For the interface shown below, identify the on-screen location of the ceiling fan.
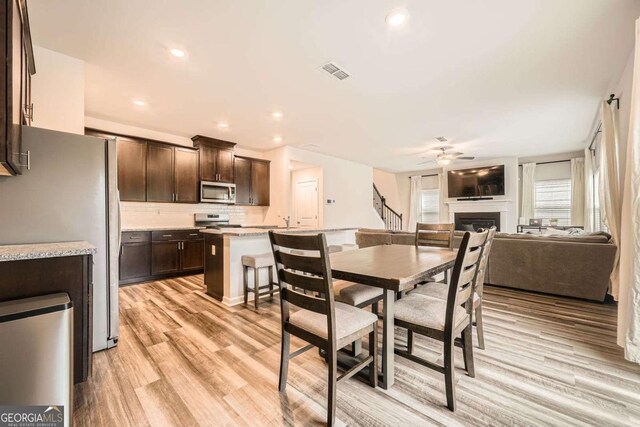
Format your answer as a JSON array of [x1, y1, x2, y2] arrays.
[[418, 146, 475, 166]]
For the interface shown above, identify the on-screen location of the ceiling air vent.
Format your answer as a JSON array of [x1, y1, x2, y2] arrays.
[[435, 136, 448, 142], [320, 61, 350, 80]]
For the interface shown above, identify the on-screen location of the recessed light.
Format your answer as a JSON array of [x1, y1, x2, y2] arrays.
[[169, 48, 186, 58], [217, 122, 229, 129], [272, 111, 283, 120], [132, 100, 146, 106], [273, 136, 283, 143], [385, 8, 409, 27]]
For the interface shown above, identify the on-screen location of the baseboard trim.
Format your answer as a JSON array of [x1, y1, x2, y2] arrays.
[[223, 295, 245, 307]]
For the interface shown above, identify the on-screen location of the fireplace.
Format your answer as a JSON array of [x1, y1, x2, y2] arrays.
[[454, 212, 501, 232]]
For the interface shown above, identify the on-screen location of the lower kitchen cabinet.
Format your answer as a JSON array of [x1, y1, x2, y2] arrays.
[[119, 230, 204, 285], [151, 241, 180, 275]]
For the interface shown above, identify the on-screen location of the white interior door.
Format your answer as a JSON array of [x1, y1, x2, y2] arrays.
[[295, 179, 319, 228]]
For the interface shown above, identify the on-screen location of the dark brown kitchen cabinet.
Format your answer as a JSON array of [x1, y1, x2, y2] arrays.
[[192, 135, 236, 183], [85, 129, 199, 204], [0, 254, 93, 384], [1, 0, 35, 176], [251, 159, 270, 206], [119, 229, 204, 285], [151, 240, 180, 275], [181, 240, 205, 272], [117, 137, 147, 202], [234, 156, 252, 205], [174, 147, 199, 203], [234, 156, 270, 206], [146, 143, 174, 202]]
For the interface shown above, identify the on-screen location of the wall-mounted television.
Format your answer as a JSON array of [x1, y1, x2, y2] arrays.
[[447, 165, 505, 198]]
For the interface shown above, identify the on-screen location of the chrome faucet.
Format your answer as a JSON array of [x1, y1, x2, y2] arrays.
[[282, 216, 291, 229]]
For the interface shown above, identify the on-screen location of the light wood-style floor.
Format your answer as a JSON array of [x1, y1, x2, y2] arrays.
[[74, 275, 640, 426]]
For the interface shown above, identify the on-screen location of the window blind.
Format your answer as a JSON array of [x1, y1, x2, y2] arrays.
[[421, 188, 439, 223], [534, 179, 571, 225]]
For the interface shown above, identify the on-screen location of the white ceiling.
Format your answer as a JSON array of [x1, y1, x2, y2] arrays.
[[29, 0, 640, 172]]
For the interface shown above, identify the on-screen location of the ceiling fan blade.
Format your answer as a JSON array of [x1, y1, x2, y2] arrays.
[[457, 156, 475, 160], [417, 159, 437, 166], [448, 152, 464, 157]]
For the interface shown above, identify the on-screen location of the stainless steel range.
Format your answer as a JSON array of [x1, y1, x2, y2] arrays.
[[194, 213, 242, 229]]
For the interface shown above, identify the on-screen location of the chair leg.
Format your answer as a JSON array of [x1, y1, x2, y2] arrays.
[[444, 269, 449, 284], [444, 334, 456, 411], [279, 331, 290, 391], [268, 266, 274, 301], [475, 304, 485, 350], [243, 265, 249, 305], [254, 267, 260, 310], [407, 330, 414, 354], [350, 339, 362, 357], [327, 346, 337, 426], [369, 323, 378, 388], [462, 324, 475, 378], [372, 302, 378, 316]]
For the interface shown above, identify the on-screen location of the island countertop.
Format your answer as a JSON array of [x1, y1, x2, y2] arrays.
[[0, 241, 97, 262], [200, 227, 358, 237], [121, 226, 205, 232]]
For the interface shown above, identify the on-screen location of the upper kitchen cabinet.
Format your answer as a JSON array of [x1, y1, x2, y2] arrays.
[[192, 135, 235, 183], [1, 0, 35, 176], [116, 136, 148, 202], [174, 147, 199, 203], [85, 129, 199, 203], [234, 156, 270, 206]]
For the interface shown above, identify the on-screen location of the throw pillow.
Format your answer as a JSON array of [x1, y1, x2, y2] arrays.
[[543, 227, 570, 236]]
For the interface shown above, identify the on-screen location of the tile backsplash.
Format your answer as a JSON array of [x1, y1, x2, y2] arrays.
[[121, 202, 268, 229]]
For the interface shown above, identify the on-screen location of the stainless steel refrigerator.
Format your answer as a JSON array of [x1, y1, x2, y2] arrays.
[[0, 126, 120, 351]]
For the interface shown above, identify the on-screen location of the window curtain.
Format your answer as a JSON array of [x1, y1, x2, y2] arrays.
[[408, 175, 422, 232], [584, 148, 596, 232], [438, 172, 449, 223], [520, 163, 536, 221], [599, 100, 623, 299], [618, 17, 640, 363], [570, 158, 585, 226]]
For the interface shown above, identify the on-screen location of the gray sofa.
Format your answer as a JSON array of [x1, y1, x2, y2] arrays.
[[355, 229, 617, 301]]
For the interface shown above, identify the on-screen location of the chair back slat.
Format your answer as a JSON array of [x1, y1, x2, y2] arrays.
[[474, 227, 497, 298], [280, 288, 327, 314], [270, 232, 321, 251], [415, 223, 454, 249], [444, 229, 489, 333], [279, 269, 325, 294], [275, 251, 324, 276]]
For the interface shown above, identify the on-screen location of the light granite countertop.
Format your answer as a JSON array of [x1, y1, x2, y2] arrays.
[[122, 226, 205, 232], [200, 227, 357, 237], [0, 241, 97, 262]]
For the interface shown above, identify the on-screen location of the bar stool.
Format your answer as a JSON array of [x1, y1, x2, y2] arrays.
[[242, 253, 278, 309]]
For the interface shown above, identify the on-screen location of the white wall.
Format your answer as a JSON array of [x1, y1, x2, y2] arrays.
[[31, 46, 84, 134], [264, 146, 383, 229], [373, 169, 401, 213]]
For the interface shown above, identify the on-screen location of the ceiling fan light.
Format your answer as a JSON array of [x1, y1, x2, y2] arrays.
[[437, 158, 451, 166]]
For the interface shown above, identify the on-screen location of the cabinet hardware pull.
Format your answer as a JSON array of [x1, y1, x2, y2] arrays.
[[163, 234, 172, 237], [189, 233, 198, 236]]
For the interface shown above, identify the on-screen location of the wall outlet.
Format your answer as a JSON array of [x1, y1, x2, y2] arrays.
[[211, 246, 216, 256]]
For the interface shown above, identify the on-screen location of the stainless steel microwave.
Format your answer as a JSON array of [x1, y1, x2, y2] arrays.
[[200, 181, 236, 204]]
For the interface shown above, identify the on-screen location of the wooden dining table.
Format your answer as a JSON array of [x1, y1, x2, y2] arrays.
[[330, 244, 457, 389]]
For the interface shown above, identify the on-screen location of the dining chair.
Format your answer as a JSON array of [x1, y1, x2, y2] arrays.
[[410, 227, 496, 349], [414, 223, 455, 285], [394, 229, 488, 411], [269, 231, 378, 426]]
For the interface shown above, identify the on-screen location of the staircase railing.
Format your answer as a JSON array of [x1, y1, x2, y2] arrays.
[[373, 184, 403, 231]]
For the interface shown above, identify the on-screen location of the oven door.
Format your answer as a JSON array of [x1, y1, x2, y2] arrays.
[[200, 182, 236, 204]]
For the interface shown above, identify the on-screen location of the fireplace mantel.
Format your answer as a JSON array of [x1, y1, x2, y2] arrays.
[[445, 199, 513, 231]]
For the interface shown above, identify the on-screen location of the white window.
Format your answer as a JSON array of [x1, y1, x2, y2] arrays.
[[534, 179, 571, 225], [421, 189, 439, 223]]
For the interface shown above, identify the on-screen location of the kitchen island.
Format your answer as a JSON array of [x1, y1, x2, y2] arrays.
[[201, 227, 357, 305]]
